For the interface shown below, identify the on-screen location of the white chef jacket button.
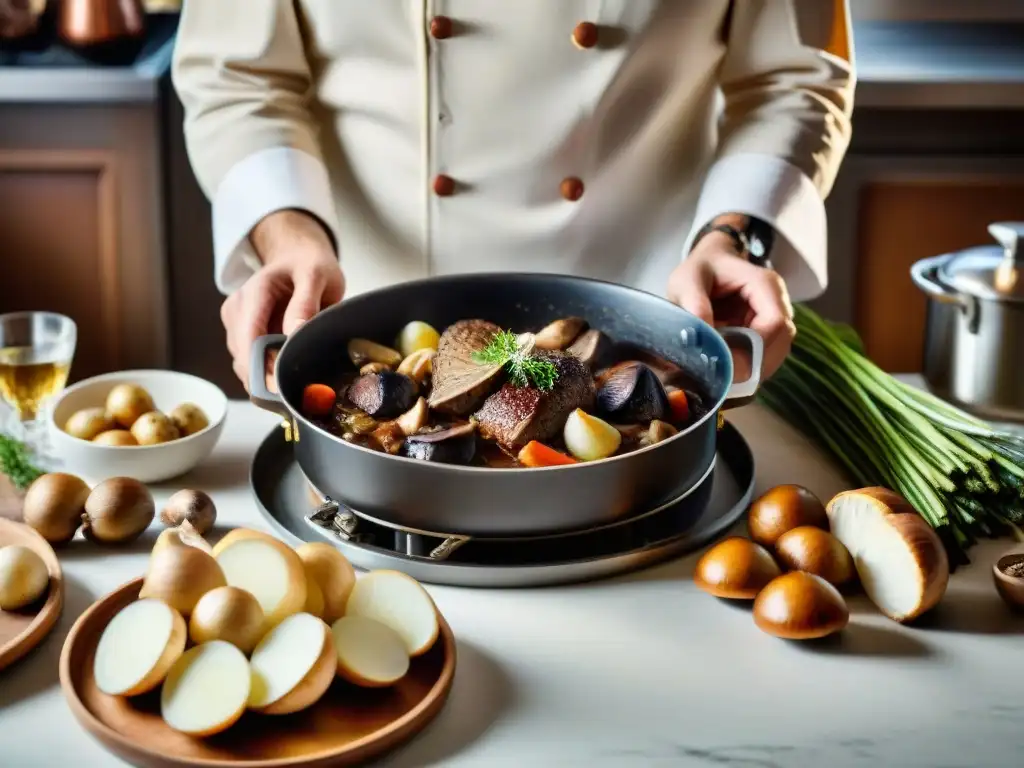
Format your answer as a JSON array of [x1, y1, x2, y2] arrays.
[[560, 177, 584, 201], [433, 174, 456, 197], [572, 22, 599, 49], [430, 16, 454, 39]]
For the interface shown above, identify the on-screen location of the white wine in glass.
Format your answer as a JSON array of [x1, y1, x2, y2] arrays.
[[0, 312, 77, 454]]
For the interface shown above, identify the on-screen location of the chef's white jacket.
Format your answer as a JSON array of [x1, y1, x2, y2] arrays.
[[172, 0, 854, 302]]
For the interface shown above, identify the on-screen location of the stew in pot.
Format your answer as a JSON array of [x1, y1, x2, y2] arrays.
[[300, 317, 710, 468]]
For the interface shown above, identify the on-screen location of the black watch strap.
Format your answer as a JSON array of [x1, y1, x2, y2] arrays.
[[691, 217, 775, 269]]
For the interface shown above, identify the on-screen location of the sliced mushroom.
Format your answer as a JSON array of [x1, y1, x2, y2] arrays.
[[347, 339, 403, 368], [371, 422, 406, 454], [567, 329, 613, 369], [534, 317, 588, 351], [646, 420, 678, 445], [400, 423, 477, 465], [396, 397, 429, 436], [397, 348, 434, 384], [337, 410, 378, 435], [360, 362, 392, 375], [596, 362, 668, 423], [347, 372, 418, 419], [613, 423, 648, 441]]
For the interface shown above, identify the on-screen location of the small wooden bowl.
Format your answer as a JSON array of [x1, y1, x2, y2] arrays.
[[0, 518, 64, 672], [992, 545, 1024, 612], [60, 578, 456, 768]]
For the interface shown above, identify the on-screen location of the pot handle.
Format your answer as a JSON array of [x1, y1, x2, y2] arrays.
[[249, 334, 288, 415], [910, 255, 981, 333], [719, 326, 763, 410], [910, 254, 967, 306]]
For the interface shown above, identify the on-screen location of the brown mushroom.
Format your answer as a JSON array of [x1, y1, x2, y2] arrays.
[[567, 329, 614, 370], [774, 526, 856, 589], [534, 317, 588, 350], [693, 537, 781, 599], [596, 362, 669, 423], [347, 372, 418, 419], [753, 571, 849, 640], [748, 485, 829, 549], [400, 423, 477, 465]]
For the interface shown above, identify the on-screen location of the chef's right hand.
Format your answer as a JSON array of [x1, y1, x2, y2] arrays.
[[222, 211, 345, 390]]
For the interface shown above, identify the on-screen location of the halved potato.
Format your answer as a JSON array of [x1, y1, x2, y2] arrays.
[[94, 599, 186, 697]]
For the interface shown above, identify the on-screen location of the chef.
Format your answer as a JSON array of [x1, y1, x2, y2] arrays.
[[172, 1, 854, 387]]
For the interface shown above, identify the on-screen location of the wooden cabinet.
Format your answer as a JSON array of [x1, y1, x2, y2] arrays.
[[0, 103, 170, 383], [814, 109, 1024, 374]]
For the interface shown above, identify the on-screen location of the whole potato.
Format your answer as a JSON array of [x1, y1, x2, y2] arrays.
[[64, 407, 115, 441], [93, 429, 138, 447], [130, 411, 180, 446], [105, 383, 155, 428], [169, 403, 210, 437]]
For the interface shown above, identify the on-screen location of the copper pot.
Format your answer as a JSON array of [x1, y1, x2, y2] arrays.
[[58, 0, 143, 47]]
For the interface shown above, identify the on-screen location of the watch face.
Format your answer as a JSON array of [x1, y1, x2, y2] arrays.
[[749, 236, 766, 262]]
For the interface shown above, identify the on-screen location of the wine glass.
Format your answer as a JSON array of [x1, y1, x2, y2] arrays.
[[0, 312, 77, 458]]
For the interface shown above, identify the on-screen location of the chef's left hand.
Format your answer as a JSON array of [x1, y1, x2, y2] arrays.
[[667, 231, 796, 379]]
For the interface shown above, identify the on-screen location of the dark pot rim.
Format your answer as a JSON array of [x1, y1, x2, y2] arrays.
[[272, 272, 734, 474]]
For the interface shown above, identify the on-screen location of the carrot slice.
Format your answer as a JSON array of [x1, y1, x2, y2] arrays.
[[517, 441, 578, 468], [667, 389, 690, 422], [302, 384, 337, 418]]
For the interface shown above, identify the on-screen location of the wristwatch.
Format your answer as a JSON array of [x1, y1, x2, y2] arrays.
[[691, 217, 775, 269]]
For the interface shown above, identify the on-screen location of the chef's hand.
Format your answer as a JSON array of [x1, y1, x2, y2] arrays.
[[667, 230, 795, 379], [221, 210, 345, 390]]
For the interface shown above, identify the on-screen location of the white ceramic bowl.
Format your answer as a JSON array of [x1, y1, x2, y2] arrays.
[[49, 370, 228, 484]]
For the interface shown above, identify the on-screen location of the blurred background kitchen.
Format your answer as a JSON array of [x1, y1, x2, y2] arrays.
[[1, 0, 1022, 399]]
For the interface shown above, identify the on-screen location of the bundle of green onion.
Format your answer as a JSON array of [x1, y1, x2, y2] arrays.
[[758, 304, 1024, 565]]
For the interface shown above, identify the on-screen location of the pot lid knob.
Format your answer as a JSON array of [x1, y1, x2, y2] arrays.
[[989, 222, 1024, 263], [989, 222, 1024, 294]]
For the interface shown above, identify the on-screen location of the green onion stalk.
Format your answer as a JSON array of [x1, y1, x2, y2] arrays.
[[758, 304, 1024, 566]]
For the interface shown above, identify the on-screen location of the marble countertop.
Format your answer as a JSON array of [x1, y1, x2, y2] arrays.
[[1, 399, 1022, 767], [0, 20, 1022, 108]]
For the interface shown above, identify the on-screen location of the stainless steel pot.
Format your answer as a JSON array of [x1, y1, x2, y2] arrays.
[[911, 222, 1024, 421], [248, 273, 762, 538]]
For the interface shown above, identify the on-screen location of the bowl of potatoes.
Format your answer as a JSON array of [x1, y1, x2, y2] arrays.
[[49, 370, 227, 483]]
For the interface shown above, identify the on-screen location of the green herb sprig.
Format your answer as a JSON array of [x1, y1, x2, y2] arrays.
[[0, 432, 44, 490], [471, 330, 559, 391]]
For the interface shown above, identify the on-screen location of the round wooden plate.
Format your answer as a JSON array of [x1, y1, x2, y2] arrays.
[[0, 517, 64, 672], [60, 578, 457, 768]]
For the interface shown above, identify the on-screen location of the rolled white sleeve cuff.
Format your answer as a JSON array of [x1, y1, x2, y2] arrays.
[[683, 153, 828, 302], [211, 147, 340, 295]]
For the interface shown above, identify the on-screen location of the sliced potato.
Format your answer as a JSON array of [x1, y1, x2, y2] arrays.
[[160, 641, 251, 736], [94, 599, 187, 697], [214, 532, 307, 628], [344, 570, 439, 657], [248, 613, 336, 715], [332, 615, 410, 688]]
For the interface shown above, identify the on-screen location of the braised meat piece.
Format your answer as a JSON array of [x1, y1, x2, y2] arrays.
[[473, 352, 595, 452], [428, 319, 506, 416]]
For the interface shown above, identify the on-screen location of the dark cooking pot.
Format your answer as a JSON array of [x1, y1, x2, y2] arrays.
[[249, 273, 762, 537]]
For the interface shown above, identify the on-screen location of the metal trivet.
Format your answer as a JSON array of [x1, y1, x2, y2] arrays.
[[306, 498, 471, 561], [249, 422, 755, 588]]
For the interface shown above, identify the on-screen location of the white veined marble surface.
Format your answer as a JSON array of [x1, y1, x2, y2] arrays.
[[1, 399, 1022, 768]]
